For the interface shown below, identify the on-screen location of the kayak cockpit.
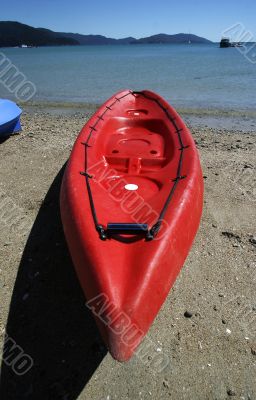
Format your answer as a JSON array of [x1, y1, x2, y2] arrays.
[[104, 117, 175, 173]]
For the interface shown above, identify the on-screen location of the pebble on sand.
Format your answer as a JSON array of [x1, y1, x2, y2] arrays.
[[249, 235, 256, 246], [184, 311, 193, 318], [227, 389, 236, 397], [163, 379, 169, 389]]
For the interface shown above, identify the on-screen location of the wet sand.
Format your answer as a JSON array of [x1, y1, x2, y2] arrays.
[[0, 106, 255, 400]]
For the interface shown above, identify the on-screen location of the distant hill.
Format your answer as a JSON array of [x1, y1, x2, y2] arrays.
[[132, 33, 212, 44], [59, 32, 136, 45], [0, 21, 212, 47], [0, 21, 79, 47]]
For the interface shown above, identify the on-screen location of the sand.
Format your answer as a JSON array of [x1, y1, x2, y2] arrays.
[[0, 106, 255, 400]]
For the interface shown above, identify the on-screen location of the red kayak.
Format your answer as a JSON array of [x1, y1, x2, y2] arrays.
[[60, 90, 203, 361]]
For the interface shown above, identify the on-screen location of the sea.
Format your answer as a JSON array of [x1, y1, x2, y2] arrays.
[[0, 43, 256, 111]]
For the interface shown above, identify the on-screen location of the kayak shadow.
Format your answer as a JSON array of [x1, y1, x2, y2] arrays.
[[0, 132, 20, 144], [0, 135, 11, 144], [0, 165, 107, 400]]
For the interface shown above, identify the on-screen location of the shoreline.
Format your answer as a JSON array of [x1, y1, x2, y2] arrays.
[[21, 102, 256, 132], [21, 100, 256, 115]]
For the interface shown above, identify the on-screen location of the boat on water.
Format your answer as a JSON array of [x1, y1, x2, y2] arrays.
[[220, 38, 243, 48], [60, 90, 204, 361], [18, 44, 37, 48], [220, 38, 232, 48], [0, 99, 22, 137], [232, 42, 243, 47]]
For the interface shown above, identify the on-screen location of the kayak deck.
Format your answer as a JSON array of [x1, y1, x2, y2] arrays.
[[80, 91, 189, 240]]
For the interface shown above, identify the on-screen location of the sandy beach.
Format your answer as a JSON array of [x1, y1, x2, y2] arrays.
[[0, 106, 255, 400]]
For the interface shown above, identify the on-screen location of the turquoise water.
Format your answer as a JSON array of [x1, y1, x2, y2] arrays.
[[1, 44, 256, 109]]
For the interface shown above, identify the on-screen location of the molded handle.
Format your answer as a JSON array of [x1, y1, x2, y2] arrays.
[[107, 223, 148, 235]]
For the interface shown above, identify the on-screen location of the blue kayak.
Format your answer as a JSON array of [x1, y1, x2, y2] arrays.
[[0, 99, 22, 137]]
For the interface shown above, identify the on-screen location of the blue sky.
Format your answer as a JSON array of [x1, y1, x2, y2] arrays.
[[1, 0, 256, 41]]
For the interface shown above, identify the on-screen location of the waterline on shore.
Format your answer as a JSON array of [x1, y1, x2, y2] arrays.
[[21, 102, 256, 132]]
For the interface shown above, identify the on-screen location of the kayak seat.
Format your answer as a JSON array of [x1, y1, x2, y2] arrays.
[[104, 117, 175, 173]]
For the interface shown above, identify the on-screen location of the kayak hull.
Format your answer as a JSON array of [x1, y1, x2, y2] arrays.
[[0, 99, 22, 137], [0, 117, 21, 136], [60, 90, 204, 361]]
